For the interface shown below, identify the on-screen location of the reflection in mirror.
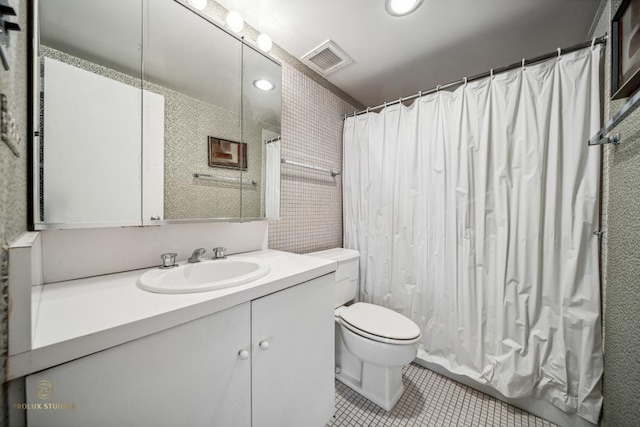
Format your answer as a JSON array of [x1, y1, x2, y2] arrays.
[[37, 0, 143, 226], [143, 0, 243, 221], [241, 45, 282, 219], [263, 134, 281, 219]]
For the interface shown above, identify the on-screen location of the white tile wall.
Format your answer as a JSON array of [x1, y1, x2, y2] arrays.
[[268, 63, 359, 253]]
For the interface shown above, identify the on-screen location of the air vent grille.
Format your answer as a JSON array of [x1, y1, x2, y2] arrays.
[[301, 40, 353, 76], [308, 49, 343, 71]]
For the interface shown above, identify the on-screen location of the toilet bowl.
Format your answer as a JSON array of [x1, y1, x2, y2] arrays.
[[308, 248, 421, 411]]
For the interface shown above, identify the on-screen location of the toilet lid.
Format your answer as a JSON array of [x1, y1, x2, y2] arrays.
[[340, 302, 421, 341]]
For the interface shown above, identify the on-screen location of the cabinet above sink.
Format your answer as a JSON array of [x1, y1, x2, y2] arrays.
[[33, 0, 282, 229]]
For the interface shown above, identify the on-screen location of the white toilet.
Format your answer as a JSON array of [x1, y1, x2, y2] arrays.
[[308, 248, 421, 411]]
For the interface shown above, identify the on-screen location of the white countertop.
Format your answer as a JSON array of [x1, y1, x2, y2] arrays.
[[8, 249, 336, 380]]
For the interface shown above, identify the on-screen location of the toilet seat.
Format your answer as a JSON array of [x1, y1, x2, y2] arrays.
[[339, 303, 421, 345]]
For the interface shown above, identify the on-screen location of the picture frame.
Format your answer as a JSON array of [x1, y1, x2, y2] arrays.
[[208, 137, 247, 170], [612, 0, 640, 99]]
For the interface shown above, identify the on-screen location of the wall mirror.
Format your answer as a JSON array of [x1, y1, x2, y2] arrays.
[[32, 0, 281, 229], [242, 44, 282, 220], [35, 0, 144, 227]]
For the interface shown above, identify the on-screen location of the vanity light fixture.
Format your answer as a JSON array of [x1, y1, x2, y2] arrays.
[[187, 0, 207, 11], [253, 79, 275, 91], [385, 0, 423, 16], [257, 33, 273, 52], [226, 11, 244, 33]]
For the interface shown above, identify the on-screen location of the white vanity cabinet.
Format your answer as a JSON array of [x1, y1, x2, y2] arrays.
[[26, 302, 253, 427], [25, 274, 334, 427], [252, 274, 335, 427]]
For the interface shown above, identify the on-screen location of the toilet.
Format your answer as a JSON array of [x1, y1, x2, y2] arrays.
[[308, 248, 421, 411]]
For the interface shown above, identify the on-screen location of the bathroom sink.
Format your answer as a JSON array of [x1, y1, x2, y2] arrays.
[[138, 257, 271, 294]]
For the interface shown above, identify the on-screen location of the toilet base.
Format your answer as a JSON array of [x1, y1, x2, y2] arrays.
[[336, 364, 405, 411], [334, 319, 410, 411]]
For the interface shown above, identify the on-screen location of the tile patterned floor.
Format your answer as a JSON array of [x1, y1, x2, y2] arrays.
[[327, 363, 558, 427]]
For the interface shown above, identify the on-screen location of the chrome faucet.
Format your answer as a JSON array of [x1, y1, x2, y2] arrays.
[[188, 248, 206, 263], [213, 247, 227, 260]]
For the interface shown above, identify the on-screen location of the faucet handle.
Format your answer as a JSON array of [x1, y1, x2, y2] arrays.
[[213, 247, 227, 260], [160, 253, 178, 269]]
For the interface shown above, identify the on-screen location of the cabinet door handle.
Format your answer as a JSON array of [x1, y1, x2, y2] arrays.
[[238, 349, 249, 360], [259, 340, 270, 350]]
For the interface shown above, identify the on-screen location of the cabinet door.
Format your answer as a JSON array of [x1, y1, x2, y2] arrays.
[[251, 274, 335, 427], [26, 303, 251, 427]]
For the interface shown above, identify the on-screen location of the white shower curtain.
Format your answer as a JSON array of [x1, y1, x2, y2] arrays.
[[265, 138, 281, 218], [343, 46, 603, 423]]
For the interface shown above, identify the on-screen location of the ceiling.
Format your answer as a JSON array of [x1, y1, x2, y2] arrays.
[[215, 0, 601, 107]]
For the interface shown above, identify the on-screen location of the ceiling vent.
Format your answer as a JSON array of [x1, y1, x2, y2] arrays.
[[301, 40, 353, 76]]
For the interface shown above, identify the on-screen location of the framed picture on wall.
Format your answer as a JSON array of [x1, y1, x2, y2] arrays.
[[208, 137, 247, 170], [613, 0, 640, 99]]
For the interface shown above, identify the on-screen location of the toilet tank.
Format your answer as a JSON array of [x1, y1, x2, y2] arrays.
[[307, 248, 360, 308]]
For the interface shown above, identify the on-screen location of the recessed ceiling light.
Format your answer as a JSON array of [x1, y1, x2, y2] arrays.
[[253, 79, 275, 91], [385, 0, 423, 16]]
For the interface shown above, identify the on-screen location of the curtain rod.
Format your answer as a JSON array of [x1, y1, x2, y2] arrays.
[[344, 34, 608, 120], [264, 136, 281, 144]]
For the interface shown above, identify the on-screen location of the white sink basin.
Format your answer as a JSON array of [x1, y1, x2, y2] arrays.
[[138, 257, 271, 294]]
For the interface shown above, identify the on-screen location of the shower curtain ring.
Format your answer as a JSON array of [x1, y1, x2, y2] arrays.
[[366, 107, 371, 113], [436, 85, 441, 92], [353, 111, 356, 117], [418, 90, 422, 97], [557, 47, 562, 58], [591, 37, 597, 49], [521, 58, 526, 68], [490, 69, 494, 79], [463, 77, 468, 86]]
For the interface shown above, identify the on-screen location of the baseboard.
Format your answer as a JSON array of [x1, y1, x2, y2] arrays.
[[412, 358, 598, 427]]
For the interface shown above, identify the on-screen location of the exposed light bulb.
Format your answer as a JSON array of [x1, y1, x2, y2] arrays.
[[385, 0, 423, 16], [253, 79, 275, 91], [226, 11, 244, 33], [188, 0, 207, 11], [256, 33, 273, 52]]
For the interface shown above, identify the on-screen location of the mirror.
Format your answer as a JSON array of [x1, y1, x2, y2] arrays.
[[142, 0, 243, 221], [33, 0, 282, 229], [241, 44, 282, 219], [36, 0, 144, 226]]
